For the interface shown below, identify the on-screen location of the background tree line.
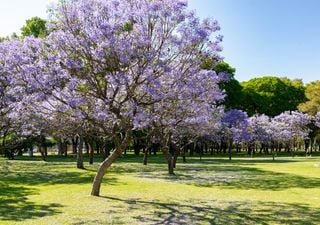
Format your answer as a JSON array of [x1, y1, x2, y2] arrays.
[[1, 3, 320, 199]]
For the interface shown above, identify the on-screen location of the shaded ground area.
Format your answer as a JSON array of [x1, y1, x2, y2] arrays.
[[0, 155, 320, 224], [138, 164, 320, 190], [0, 184, 62, 221], [98, 196, 320, 225]]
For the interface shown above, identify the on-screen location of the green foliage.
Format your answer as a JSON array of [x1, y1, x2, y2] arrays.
[[298, 80, 320, 116], [241, 76, 306, 116], [21, 17, 48, 38], [201, 59, 243, 110], [122, 20, 134, 32], [214, 61, 236, 75]]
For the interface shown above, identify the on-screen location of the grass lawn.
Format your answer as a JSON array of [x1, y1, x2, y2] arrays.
[[1, 153, 320, 224]]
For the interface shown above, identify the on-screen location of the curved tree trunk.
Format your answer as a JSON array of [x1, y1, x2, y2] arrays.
[[91, 131, 130, 196]]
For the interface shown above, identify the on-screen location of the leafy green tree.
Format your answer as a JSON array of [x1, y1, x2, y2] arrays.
[[201, 59, 244, 109], [298, 81, 320, 116], [21, 17, 48, 38], [241, 76, 306, 116]]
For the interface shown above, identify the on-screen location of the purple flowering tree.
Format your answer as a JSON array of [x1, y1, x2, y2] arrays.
[[0, 41, 14, 157], [272, 111, 311, 154], [2, 0, 225, 196], [247, 114, 270, 156], [222, 109, 249, 160]]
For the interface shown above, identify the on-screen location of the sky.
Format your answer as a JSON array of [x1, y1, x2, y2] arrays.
[[0, 0, 319, 84]]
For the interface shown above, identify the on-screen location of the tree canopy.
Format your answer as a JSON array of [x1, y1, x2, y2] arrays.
[[298, 81, 320, 116], [21, 17, 48, 38], [241, 76, 306, 116]]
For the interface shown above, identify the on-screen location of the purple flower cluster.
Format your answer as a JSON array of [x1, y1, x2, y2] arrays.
[[0, 0, 225, 140]]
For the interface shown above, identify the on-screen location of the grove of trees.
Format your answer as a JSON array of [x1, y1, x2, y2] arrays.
[[1, 0, 320, 197]]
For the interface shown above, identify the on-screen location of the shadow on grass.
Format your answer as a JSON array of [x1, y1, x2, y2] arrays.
[[100, 196, 320, 225], [138, 164, 320, 191], [0, 160, 120, 186], [0, 184, 62, 221]]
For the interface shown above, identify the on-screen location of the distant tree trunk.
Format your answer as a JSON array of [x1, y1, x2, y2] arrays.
[[143, 147, 148, 165], [167, 154, 174, 175], [182, 146, 187, 163], [29, 146, 33, 157], [17, 148, 23, 156], [102, 145, 110, 160], [91, 131, 130, 196], [72, 137, 78, 154], [89, 142, 94, 165], [1, 132, 7, 155], [85, 141, 90, 155], [228, 139, 232, 160], [44, 145, 48, 157], [38, 145, 46, 161], [77, 135, 84, 169], [190, 143, 194, 156], [271, 143, 275, 161], [143, 140, 151, 166], [57, 139, 63, 156], [64, 142, 68, 157]]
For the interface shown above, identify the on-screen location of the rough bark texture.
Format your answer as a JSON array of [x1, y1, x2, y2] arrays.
[[91, 132, 130, 196]]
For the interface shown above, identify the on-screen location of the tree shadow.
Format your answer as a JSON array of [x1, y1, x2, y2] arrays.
[[0, 160, 120, 186], [137, 164, 320, 191], [101, 196, 320, 225], [0, 184, 62, 221]]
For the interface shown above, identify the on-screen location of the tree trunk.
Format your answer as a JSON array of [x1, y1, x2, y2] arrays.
[[72, 137, 78, 154], [29, 146, 33, 157], [57, 139, 63, 156], [182, 146, 186, 163], [91, 131, 130, 196], [77, 135, 84, 169], [167, 154, 174, 175], [89, 142, 94, 165], [173, 147, 180, 168], [64, 142, 68, 157], [1, 132, 7, 155], [228, 139, 232, 160], [143, 146, 148, 165], [38, 146, 46, 161], [164, 146, 175, 175]]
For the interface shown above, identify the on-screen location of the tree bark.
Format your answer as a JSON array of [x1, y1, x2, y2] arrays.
[[77, 135, 84, 169], [228, 139, 232, 160], [91, 131, 130, 196], [167, 153, 174, 175], [89, 142, 94, 165], [143, 146, 148, 165], [57, 139, 63, 156], [72, 137, 78, 154], [64, 142, 68, 157], [182, 146, 186, 163]]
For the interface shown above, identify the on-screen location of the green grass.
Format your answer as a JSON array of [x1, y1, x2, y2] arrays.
[[1, 154, 320, 224]]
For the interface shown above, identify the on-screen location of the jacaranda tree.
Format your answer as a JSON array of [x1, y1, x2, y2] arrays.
[[1, 0, 225, 196]]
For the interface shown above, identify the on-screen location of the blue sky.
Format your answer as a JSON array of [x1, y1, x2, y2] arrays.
[[0, 0, 319, 84]]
